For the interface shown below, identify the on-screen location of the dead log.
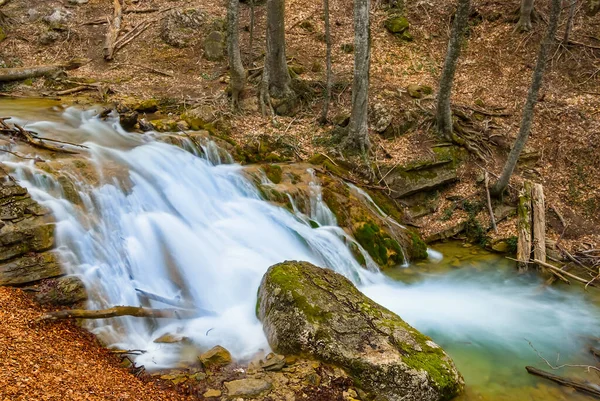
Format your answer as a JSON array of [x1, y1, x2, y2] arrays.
[[517, 181, 533, 272], [532, 183, 546, 268], [0, 59, 88, 82], [525, 366, 600, 398], [104, 0, 124, 61], [39, 305, 203, 321]]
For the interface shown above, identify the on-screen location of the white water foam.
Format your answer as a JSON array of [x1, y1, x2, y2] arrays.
[[3, 107, 599, 370]]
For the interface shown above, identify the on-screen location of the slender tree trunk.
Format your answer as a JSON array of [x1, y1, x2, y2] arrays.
[[249, 0, 255, 63], [344, 0, 371, 153], [319, 0, 333, 124], [435, 0, 471, 141], [491, 0, 561, 196], [563, 0, 577, 43], [227, 0, 246, 110], [265, 0, 292, 98], [516, 0, 535, 32]]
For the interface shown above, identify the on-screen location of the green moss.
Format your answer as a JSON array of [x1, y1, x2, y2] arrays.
[[385, 15, 409, 34], [408, 230, 428, 260], [135, 99, 159, 113], [354, 221, 404, 267], [506, 236, 518, 254], [321, 188, 349, 227], [263, 263, 332, 323], [366, 190, 404, 223], [263, 164, 283, 184], [0, 27, 6, 43]]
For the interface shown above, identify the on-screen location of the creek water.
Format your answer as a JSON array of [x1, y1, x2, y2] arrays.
[[2, 100, 599, 400]]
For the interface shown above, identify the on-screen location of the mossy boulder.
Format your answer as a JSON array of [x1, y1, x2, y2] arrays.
[[407, 84, 433, 99], [199, 345, 232, 368], [385, 15, 412, 40], [257, 261, 464, 401]]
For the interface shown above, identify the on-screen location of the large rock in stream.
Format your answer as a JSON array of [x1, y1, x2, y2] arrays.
[[257, 261, 464, 401]]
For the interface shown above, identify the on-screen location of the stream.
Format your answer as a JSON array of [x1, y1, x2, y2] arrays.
[[2, 99, 600, 401]]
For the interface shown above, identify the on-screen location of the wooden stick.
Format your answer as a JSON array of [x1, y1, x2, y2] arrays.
[[55, 86, 92, 96], [104, 0, 124, 61], [39, 305, 203, 321], [532, 183, 546, 268], [484, 172, 497, 233], [0, 59, 88, 82], [114, 20, 152, 51], [533, 259, 599, 287], [525, 366, 600, 398]]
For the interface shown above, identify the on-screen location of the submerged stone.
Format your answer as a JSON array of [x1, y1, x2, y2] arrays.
[[257, 261, 464, 401]]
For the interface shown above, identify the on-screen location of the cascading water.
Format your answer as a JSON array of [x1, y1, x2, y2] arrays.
[[3, 103, 600, 399]]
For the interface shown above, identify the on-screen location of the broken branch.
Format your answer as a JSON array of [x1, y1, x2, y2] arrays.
[[39, 305, 204, 321], [0, 59, 88, 82]]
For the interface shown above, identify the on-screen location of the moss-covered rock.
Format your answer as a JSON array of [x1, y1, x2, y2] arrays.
[[203, 31, 225, 61], [257, 261, 464, 401], [385, 15, 409, 33]]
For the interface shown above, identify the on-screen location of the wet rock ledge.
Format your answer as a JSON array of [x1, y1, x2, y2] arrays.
[[0, 174, 85, 306]]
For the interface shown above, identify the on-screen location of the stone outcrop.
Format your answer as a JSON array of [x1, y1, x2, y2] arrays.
[[244, 162, 428, 267], [0, 178, 60, 286], [257, 261, 464, 401], [381, 146, 463, 199]]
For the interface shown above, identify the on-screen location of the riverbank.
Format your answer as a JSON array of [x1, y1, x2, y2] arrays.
[[0, 286, 194, 401]]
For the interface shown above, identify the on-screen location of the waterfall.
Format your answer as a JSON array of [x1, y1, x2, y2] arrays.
[[3, 107, 599, 378]]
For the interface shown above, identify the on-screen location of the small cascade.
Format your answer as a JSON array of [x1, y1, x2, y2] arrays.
[[2, 105, 599, 392]]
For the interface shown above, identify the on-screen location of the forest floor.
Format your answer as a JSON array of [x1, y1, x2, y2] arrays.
[[2, 0, 599, 251], [0, 286, 193, 401]]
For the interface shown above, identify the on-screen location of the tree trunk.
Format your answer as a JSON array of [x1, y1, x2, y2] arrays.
[[344, 0, 371, 153], [563, 0, 577, 43], [248, 0, 255, 62], [517, 181, 533, 273], [228, 0, 246, 111], [265, 0, 292, 98], [435, 0, 471, 141], [319, 0, 333, 124], [532, 183, 546, 268], [516, 0, 535, 32], [104, 0, 124, 61], [491, 0, 561, 196]]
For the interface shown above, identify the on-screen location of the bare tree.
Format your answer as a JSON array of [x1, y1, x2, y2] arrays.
[[228, 0, 246, 111], [319, 0, 333, 124], [516, 0, 536, 32], [343, 0, 371, 153], [260, 0, 295, 115], [491, 0, 562, 196], [563, 0, 577, 44], [248, 0, 255, 63], [435, 0, 471, 141]]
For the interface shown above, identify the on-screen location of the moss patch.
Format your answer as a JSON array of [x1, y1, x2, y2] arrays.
[[262, 164, 283, 184]]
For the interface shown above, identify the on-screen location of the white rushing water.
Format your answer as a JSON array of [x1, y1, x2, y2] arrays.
[[3, 106, 599, 370]]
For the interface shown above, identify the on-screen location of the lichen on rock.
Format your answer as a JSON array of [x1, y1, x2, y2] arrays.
[[257, 261, 464, 401]]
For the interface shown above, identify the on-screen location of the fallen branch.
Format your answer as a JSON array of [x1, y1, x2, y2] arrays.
[[533, 259, 598, 287], [0, 118, 81, 154], [55, 86, 93, 96], [525, 366, 600, 398], [104, 0, 124, 61], [114, 20, 152, 52], [39, 305, 203, 321], [0, 59, 88, 82]]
